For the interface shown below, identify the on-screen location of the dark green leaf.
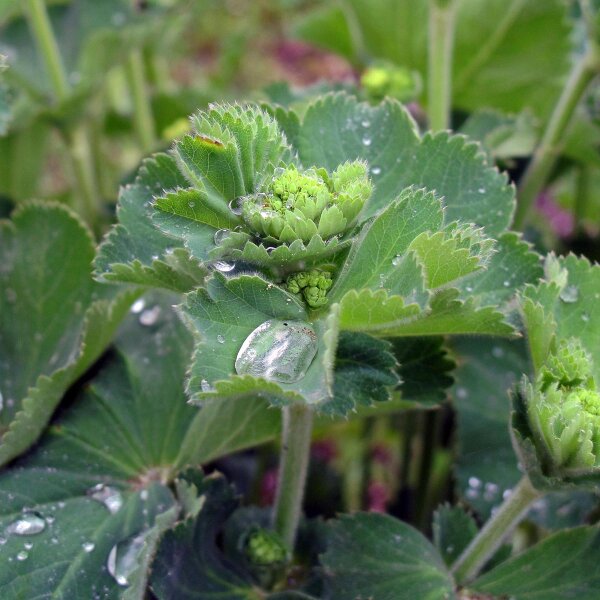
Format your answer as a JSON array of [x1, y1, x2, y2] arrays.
[[432, 504, 478, 568], [321, 512, 456, 600]]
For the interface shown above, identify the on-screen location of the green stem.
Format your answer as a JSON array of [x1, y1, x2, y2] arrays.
[[427, 0, 457, 130], [273, 404, 314, 551], [64, 124, 101, 228], [25, 0, 69, 102], [125, 49, 157, 153], [452, 476, 540, 584], [514, 45, 600, 229]]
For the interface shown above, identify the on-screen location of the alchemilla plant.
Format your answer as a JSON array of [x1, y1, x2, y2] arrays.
[[1, 1, 600, 599]]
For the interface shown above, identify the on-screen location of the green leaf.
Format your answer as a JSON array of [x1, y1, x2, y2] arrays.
[[150, 471, 261, 600], [95, 153, 208, 292], [321, 512, 456, 600], [471, 526, 600, 600], [322, 331, 400, 417], [299, 93, 515, 236], [432, 504, 478, 568], [451, 337, 528, 518], [0, 296, 280, 599], [0, 202, 134, 466], [392, 337, 455, 407]]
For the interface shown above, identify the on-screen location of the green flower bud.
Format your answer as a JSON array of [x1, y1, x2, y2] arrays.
[[245, 528, 288, 566], [286, 269, 333, 308], [540, 338, 594, 391], [361, 62, 422, 103], [241, 163, 371, 245], [527, 380, 600, 472]]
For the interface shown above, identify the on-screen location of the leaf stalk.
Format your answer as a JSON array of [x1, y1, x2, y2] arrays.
[[273, 403, 314, 551], [451, 475, 540, 584]]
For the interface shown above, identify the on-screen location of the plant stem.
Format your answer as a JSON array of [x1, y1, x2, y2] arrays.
[[25, 0, 69, 102], [427, 0, 457, 131], [514, 45, 600, 229], [64, 124, 101, 228], [125, 49, 157, 153], [273, 404, 314, 551], [452, 476, 540, 584]]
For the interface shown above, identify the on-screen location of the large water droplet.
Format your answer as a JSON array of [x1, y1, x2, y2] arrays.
[[235, 319, 318, 384], [107, 532, 147, 587], [560, 285, 579, 303], [392, 255, 402, 267], [213, 261, 235, 273], [228, 197, 244, 216], [16, 551, 28, 561], [139, 305, 161, 326], [131, 299, 145, 314], [6, 512, 46, 536], [87, 484, 123, 514], [214, 229, 229, 245]]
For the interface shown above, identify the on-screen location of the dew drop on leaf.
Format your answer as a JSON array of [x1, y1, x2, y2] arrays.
[[213, 261, 235, 273], [200, 379, 213, 392], [82, 542, 95, 553], [361, 119, 370, 128], [16, 551, 28, 561], [362, 136, 372, 147], [391, 255, 402, 267], [217, 334, 225, 344], [235, 319, 318, 384], [559, 285, 579, 303], [87, 483, 123, 514], [228, 197, 244, 216], [130, 298, 145, 314], [370, 166, 381, 176], [107, 532, 147, 587], [214, 229, 228, 245], [581, 312, 590, 322], [139, 305, 161, 326], [6, 512, 46, 536]]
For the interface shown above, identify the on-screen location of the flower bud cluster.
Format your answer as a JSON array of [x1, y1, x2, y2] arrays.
[[286, 269, 333, 308], [526, 338, 600, 472], [242, 162, 372, 245]]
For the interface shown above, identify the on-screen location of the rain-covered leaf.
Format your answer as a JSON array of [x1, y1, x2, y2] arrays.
[[320, 512, 456, 600], [0, 202, 134, 466], [471, 526, 600, 599]]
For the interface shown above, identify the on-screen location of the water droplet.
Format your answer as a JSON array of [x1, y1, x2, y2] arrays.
[[217, 334, 225, 344], [392, 255, 402, 267], [82, 542, 95, 553], [188, 201, 196, 208], [228, 197, 244, 216], [6, 512, 46, 536], [362, 136, 372, 147], [213, 260, 235, 273], [491, 346, 504, 359], [23, 542, 33, 550], [200, 379, 213, 392], [87, 484, 123, 514], [139, 306, 161, 326], [0, 537, 6, 545], [468, 476, 481, 489], [214, 229, 228, 245], [361, 119, 370, 128], [455, 387, 468, 400], [0, 390, 3, 413], [16, 551, 28, 561], [107, 532, 147, 587], [582, 312, 590, 322], [130, 299, 145, 314], [465, 285, 473, 293], [235, 319, 318, 384], [560, 285, 579, 303], [503, 488, 512, 500], [478, 188, 486, 194], [371, 166, 381, 176]]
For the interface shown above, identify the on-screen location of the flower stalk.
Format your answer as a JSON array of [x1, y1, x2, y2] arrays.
[[272, 403, 314, 551], [452, 476, 540, 584]]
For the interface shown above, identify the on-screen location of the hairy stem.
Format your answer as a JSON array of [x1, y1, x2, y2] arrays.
[[273, 404, 314, 551], [452, 476, 540, 583], [125, 49, 157, 153], [25, 0, 69, 102], [514, 45, 600, 229], [427, 0, 457, 130]]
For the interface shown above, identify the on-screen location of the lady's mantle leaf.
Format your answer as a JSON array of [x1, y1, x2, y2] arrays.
[[0, 202, 135, 467], [321, 512, 456, 600], [298, 93, 515, 236], [471, 526, 600, 600]]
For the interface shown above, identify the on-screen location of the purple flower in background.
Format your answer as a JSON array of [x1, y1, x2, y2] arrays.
[[535, 191, 574, 238]]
